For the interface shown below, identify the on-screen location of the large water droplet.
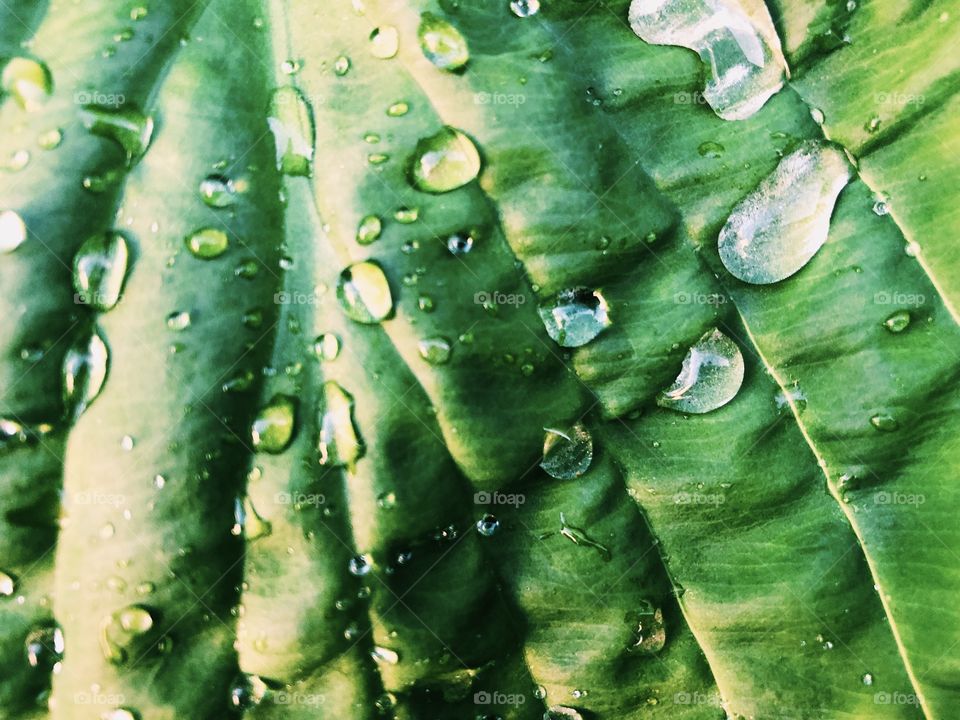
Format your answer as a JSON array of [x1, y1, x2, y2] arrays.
[[337, 261, 393, 324], [883, 310, 910, 333], [409, 126, 481, 193], [541, 424, 593, 480], [185, 227, 229, 259], [313, 333, 341, 361], [718, 141, 851, 284], [230, 674, 269, 709], [1, 57, 52, 111], [356, 215, 382, 245], [657, 328, 744, 414], [348, 553, 372, 576], [369, 26, 400, 59], [251, 395, 297, 453], [79, 105, 154, 162], [538, 288, 610, 347], [318, 381, 365, 469], [418, 13, 469, 71], [628, 0, 787, 120], [73, 232, 129, 311], [628, 602, 666, 653], [417, 336, 452, 365], [268, 87, 315, 176], [63, 330, 109, 418], [0, 210, 27, 253]]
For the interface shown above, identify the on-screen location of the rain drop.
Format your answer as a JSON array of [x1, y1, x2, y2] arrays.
[[267, 87, 315, 176], [336, 261, 393, 324], [0, 210, 27, 253], [318, 381, 366, 468], [408, 126, 481, 193], [657, 328, 744, 414], [538, 288, 610, 347], [418, 13, 470, 71], [251, 395, 298, 453], [73, 232, 129, 311], [541, 423, 593, 480]]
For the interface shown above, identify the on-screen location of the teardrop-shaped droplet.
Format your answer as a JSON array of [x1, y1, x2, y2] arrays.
[[251, 394, 297, 453], [883, 310, 910, 333], [369, 26, 400, 59], [417, 336, 452, 365], [657, 328, 744, 414], [313, 333, 341, 361], [79, 105, 154, 162], [510, 0, 541, 18], [267, 87, 315, 177], [628, 0, 787, 120], [0, 210, 27, 253], [541, 423, 593, 480], [409, 126, 481, 193], [199, 174, 237, 208], [538, 288, 610, 347], [318, 381, 365, 468], [418, 13, 469, 71], [234, 495, 272, 540], [63, 330, 109, 418], [1, 57, 52, 111], [337, 261, 393, 324], [356, 215, 382, 245], [185, 227, 229, 259], [73, 232, 129, 311], [718, 141, 851, 284]]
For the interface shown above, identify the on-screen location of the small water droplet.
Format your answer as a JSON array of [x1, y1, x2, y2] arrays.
[[387, 101, 410, 117], [541, 423, 593, 480], [476, 514, 499, 537], [79, 105, 154, 162], [418, 13, 470, 71], [510, 0, 541, 18], [0, 210, 27, 253], [371, 645, 400, 665], [0, 571, 15, 596], [73, 232, 129, 311], [864, 116, 881, 134], [446, 231, 474, 256], [417, 336, 452, 364], [251, 395, 297, 453], [872, 199, 889, 216], [394, 206, 419, 223], [242, 309, 264, 329], [337, 261, 393, 324], [538, 288, 610, 347], [1, 57, 52, 111], [25, 625, 64, 669], [230, 674, 268, 709], [658, 328, 744, 414], [318, 381, 366, 468], [313, 333, 341, 361], [869, 413, 898, 432], [369, 26, 400, 59], [356, 215, 382, 244], [120, 435, 134, 451], [165, 311, 191, 331], [280, 58, 302, 75], [63, 330, 109, 419], [377, 492, 397, 509], [101, 708, 141, 720], [38, 128, 63, 150], [698, 140, 725, 158], [185, 227, 229, 259], [417, 294, 435, 313], [334, 55, 351, 76], [199, 174, 237, 208], [5, 149, 30, 171], [883, 310, 910, 333], [349, 553, 372, 576], [99, 604, 157, 664], [409, 126, 481, 193], [862, 673, 874, 686], [268, 87, 315, 176]]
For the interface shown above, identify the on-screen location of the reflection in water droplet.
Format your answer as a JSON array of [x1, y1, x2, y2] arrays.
[[63, 330, 109, 419], [872, 200, 889, 216], [25, 625, 64, 669], [370, 26, 400, 59], [337, 262, 393, 324], [417, 336, 452, 365], [718, 141, 851, 284], [658, 328, 744, 414], [73, 232, 129, 311], [510, 0, 541, 18], [79, 105, 154, 162], [318, 381, 365, 469], [268, 87, 315, 176], [541, 424, 593, 480], [99, 604, 157, 664], [1, 57, 52, 111], [883, 310, 910, 333], [199, 175, 237, 208], [409, 126, 481, 193], [629, 0, 787, 120], [38, 128, 63, 150], [349, 554, 372, 576], [186, 227, 229, 259], [251, 395, 297, 453], [476, 514, 500, 537], [447, 231, 474, 256], [418, 13, 470, 71], [538, 288, 610, 347], [0, 210, 27, 253], [371, 646, 400, 665], [313, 333, 341, 361]]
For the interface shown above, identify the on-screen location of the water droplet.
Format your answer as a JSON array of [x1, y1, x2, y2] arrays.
[[628, 602, 666, 653], [280, 58, 301, 75], [185, 227, 229, 259], [313, 333, 341, 361], [371, 646, 400, 665], [99, 604, 157, 664], [418, 13, 469, 71], [5, 149, 30, 171], [538, 288, 610, 347], [25, 626, 64, 669], [869, 413, 898, 432], [369, 26, 400, 59], [82, 168, 124, 194], [476, 514, 499, 536], [235, 259, 260, 279], [349, 554, 372, 576], [417, 336, 452, 365], [165, 311, 191, 331], [367, 152, 390, 165], [658, 328, 744, 414], [101, 708, 140, 720], [698, 140, 725, 158], [1, 57, 52, 111], [242, 309, 264, 329], [628, 0, 786, 119], [337, 261, 393, 324], [199, 175, 237, 208], [230, 674, 269, 709], [377, 492, 397, 509], [268, 87, 315, 176], [356, 215, 382, 244], [417, 294, 435, 312], [79, 105, 154, 163], [409, 126, 481, 193], [872, 199, 889, 216], [38, 128, 63, 150], [251, 395, 297, 453], [63, 330, 109, 419], [718, 141, 852, 284], [862, 673, 874, 686], [233, 495, 272, 540], [510, 0, 541, 18], [544, 707, 584, 719], [334, 55, 351, 76], [73, 232, 129, 311], [318, 381, 366, 468], [0, 571, 15, 596], [120, 435, 134, 451], [865, 116, 881, 134], [387, 101, 410, 117], [446, 231, 474, 256], [394, 206, 419, 223], [0, 210, 27, 253], [883, 310, 910, 333], [130, 5, 148, 19], [541, 423, 593, 480]]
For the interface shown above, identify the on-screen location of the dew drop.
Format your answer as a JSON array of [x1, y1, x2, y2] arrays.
[[409, 126, 481, 193], [79, 105, 154, 163], [0, 570, 14, 596], [230, 674, 268, 709], [251, 395, 297, 454], [387, 101, 410, 117], [371, 646, 400, 665], [101, 708, 140, 720], [1, 57, 52, 111], [446, 231, 474, 256], [334, 55, 351, 76], [538, 288, 610, 347], [541, 423, 593, 480], [349, 554, 372, 576], [862, 673, 874, 686], [38, 128, 63, 150], [476, 514, 500, 537], [510, 0, 541, 18], [869, 413, 898, 432], [165, 311, 191, 331], [313, 333, 341, 361], [25, 625, 64, 669], [417, 336, 452, 365], [318, 381, 365, 468], [199, 175, 237, 208], [73, 232, 129, 311], [718, 141, 852, 284], [394, 206, 419, 223], [356, 215, 382, 244], [883, 310, 910, 333], [267, 87, 315, 176], [63, 330, 109, 419], [185, 227, 229, 259], [698, 140, 725, 158], [657, 328, 744, 414], [0, 210, 27, 253], [337, 261, 393, 324], [872, 199, 889, 216], [628, 602, 666, 653], [418, 13, 469, 71], [369, 26, 400, 59]]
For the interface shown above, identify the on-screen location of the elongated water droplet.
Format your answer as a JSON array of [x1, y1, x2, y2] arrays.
[[628, 0, 787, 120], [541, 423, 593, 479], [369, 26, 400, 59], [394, 206, 419, 223], [718, 141, 851, 284], [63, 330, 109, 418], [199, 175, 237, 208], [1, 57, 52, 111], [870, 413, 898, 432], [337, 261, 393, 324], [356, 215, 382, 244], [538, 288, 610, 347], [99, 604, 156, 664], [318, 381, 365, 468], [409, 126, 481, 193], [628, 602, 666, 653], [185, 227, 229, 259], [417, 336, 452, 365], [166, 311, 191, 331], [510, 0, 541, 17], [80, 105, 154, 162], [234, 496, 272, 540], [25, 626, 64, 669], [334, 55, 351, 76], [268, 87, 315, 176], [371, 646, 400, 665], [251, 395, 297, 453], [883, 310, 910, 333], [387, 101, 410, 117], [73, 232, 129, 311], [418, 13, 469, 71], [0, 210, 27, 253], [558, 512, 611, 561], [658, 328, 744, 414]]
